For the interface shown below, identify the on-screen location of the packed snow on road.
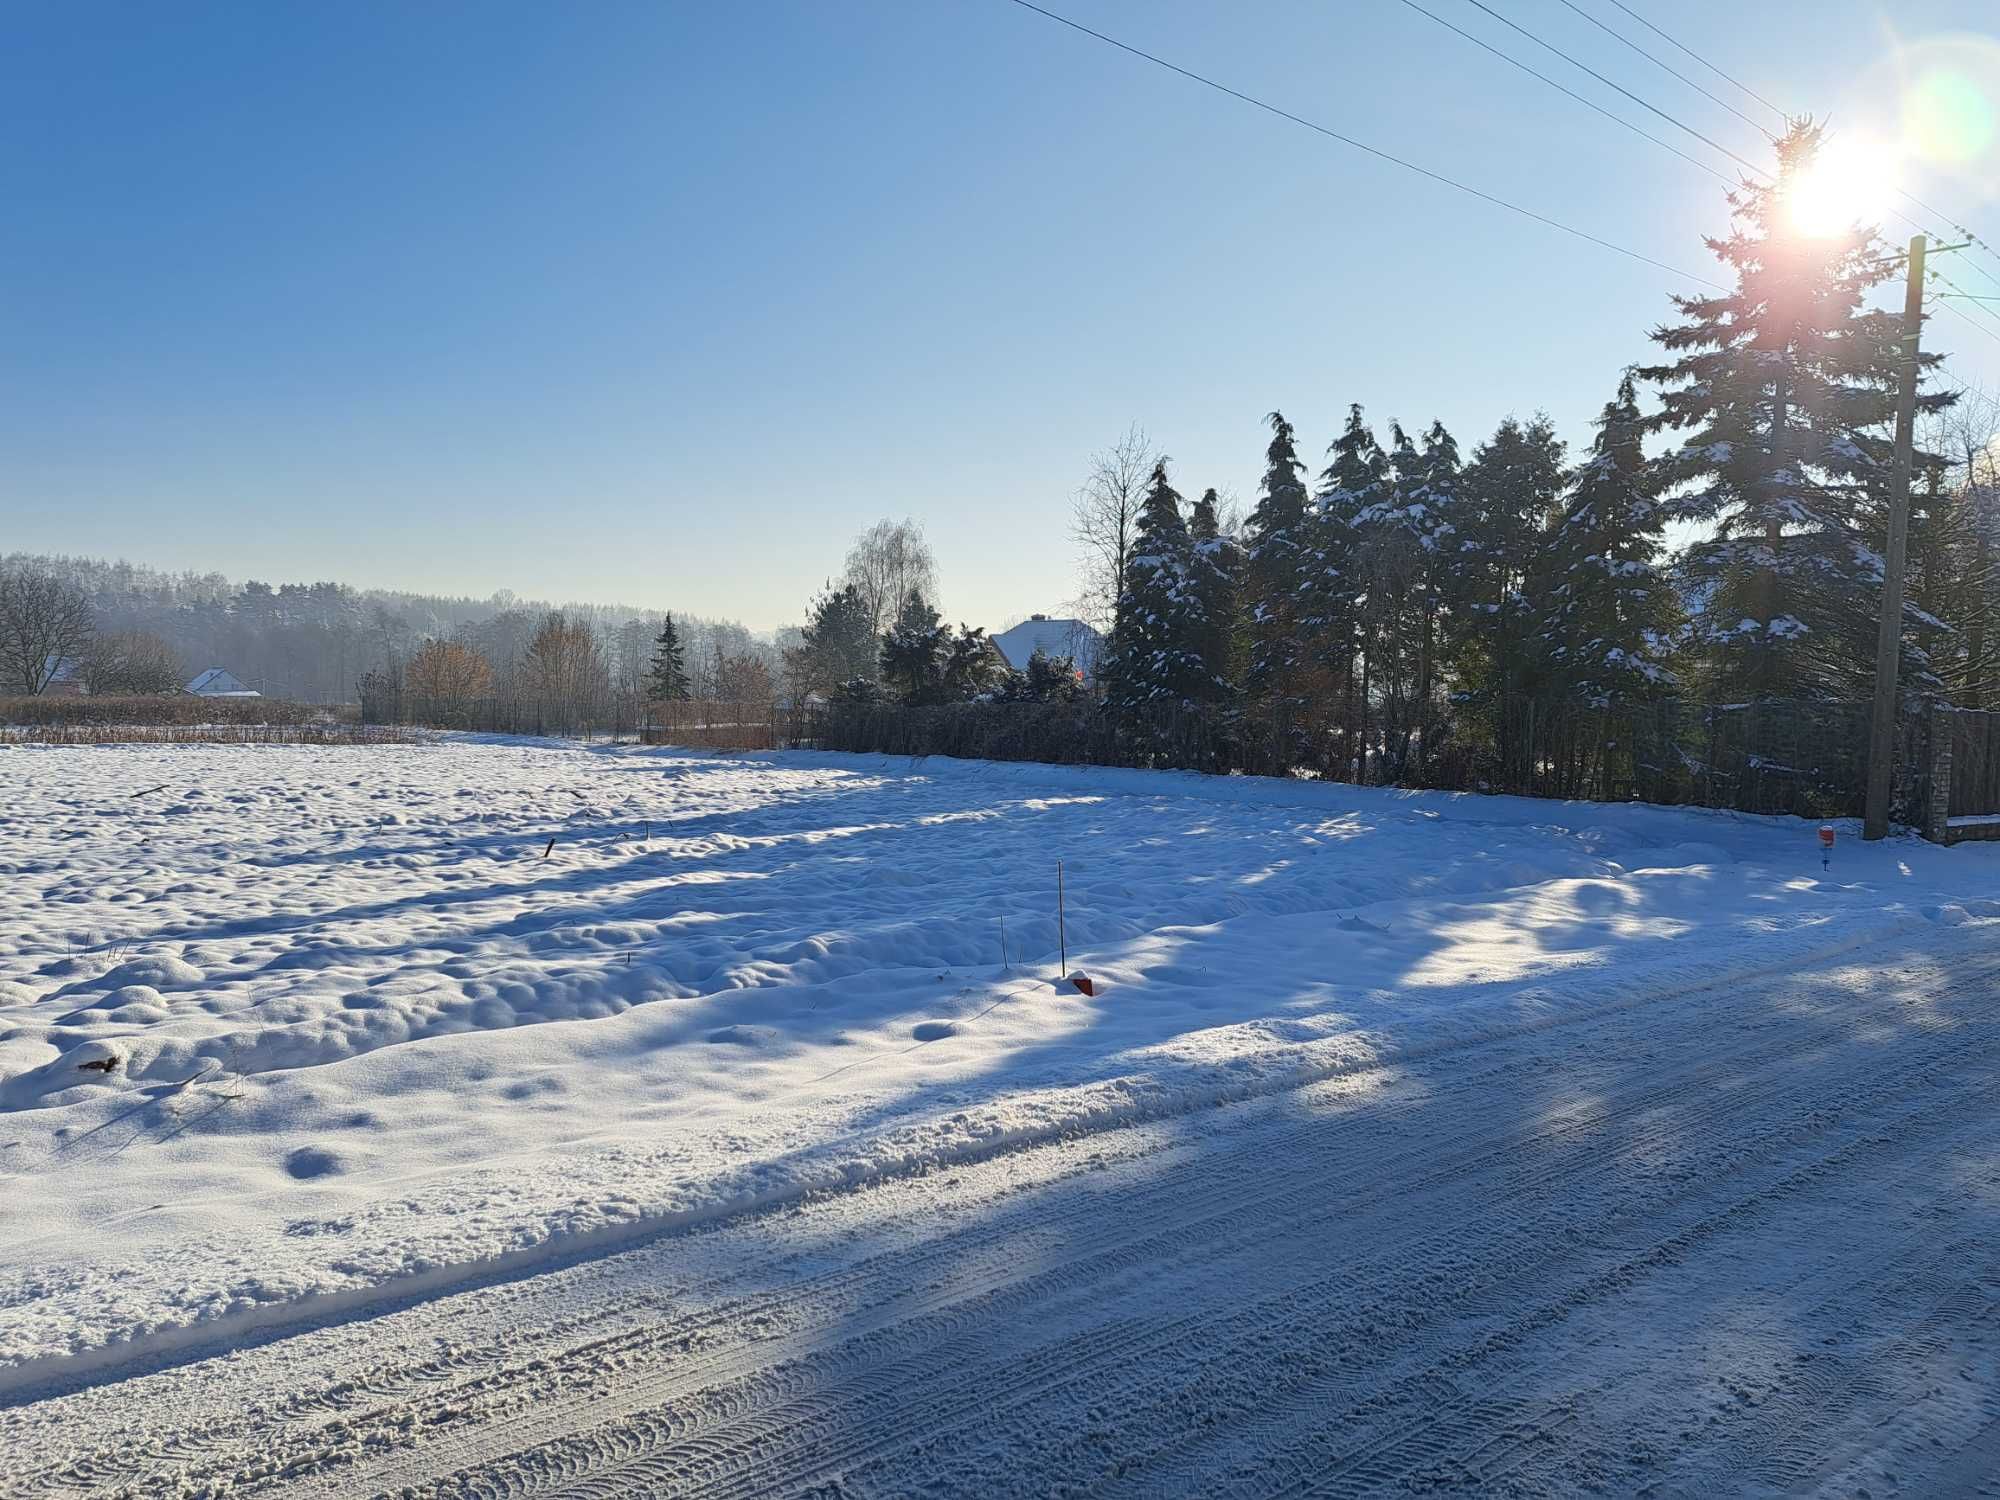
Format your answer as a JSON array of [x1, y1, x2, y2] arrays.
[[5, 737, 2000, 1496]]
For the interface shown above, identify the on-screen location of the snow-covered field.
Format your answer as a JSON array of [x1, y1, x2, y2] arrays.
[[6, 738, 2000, 1494]]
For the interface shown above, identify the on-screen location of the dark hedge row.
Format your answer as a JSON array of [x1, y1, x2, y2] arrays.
[[0, 695, 334, 726]]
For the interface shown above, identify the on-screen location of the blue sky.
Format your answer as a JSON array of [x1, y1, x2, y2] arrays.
[[6, 1, 1998, 632]]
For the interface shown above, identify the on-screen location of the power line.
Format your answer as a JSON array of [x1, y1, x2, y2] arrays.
[[1595, 0, 1788, 125], [1890, 205, 2000, 303], [1585, 2, 2000, 298], [1553, 0, 1773, 137], [1574, 1, 2000, 305], [1896, 190, 2000, 296], [1454, 0, 1770, 182], [999, 0, 1728, 290], [1396, 0, 1734, 185], [1932, 268, 2000, 335], [1933, 297, 2000, 351]]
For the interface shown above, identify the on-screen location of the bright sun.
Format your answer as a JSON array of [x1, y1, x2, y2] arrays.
[[1783, 136, 1900, 238]]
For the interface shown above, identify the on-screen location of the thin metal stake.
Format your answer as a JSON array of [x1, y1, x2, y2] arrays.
[[1057, 860, 1066, 979]]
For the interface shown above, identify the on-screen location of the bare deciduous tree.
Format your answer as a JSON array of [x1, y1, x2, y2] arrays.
[[716, 652, 773, 703], [524, 611, 608, 706], [1917, 384, 2000, 704], [406, 638, 494, 703], [77, 630, 183, 695], [843, 518, 939, 635], [1071, 423, 1159, 635], [0, 569, 94, 695]]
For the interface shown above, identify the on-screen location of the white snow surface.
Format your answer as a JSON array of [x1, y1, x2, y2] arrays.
[[4, 737, 1998, 1396]]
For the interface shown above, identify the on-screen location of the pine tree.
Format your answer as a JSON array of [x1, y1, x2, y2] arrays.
[[1348, 419, 1460, 776], [1454, 414, 1569, 703], [1026, 646, 1083, 702], [1535, 374, 1680, 703], [1186, 488, 1239, 699], [784, 582, 878, 698], [1101, 462, 1210, 710], [1638, 119, 1951, 699], [880, 591, 951, 705], [646, 613, 690, 702], [941, 625, 1000, 701], [1245, 413, 1315, 704], [1317, 404, 1390, 767]]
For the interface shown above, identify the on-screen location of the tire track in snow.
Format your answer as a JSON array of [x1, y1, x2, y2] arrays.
[[715, 1012, 2000, 1500], [349, 947, 2000, 1499], [19, 917, 1885, 1495], [14, 931, 2000, 1499]]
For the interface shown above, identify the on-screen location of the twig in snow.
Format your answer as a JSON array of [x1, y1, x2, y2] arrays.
[[129, 783, 170, 799], [543, 836, 557, 859]]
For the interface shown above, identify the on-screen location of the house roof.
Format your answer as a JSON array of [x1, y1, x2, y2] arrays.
[[187, 667, 260, 697], [989, 616, 1102, 674]]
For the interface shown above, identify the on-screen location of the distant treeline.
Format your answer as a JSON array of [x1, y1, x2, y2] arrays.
[[3, 552, 786, 705]]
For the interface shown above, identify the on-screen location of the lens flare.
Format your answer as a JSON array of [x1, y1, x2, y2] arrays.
[[1782, 135, 1900, 238], [1904, 66, 1997, 167]]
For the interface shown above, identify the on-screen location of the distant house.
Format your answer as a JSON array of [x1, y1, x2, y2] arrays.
[[186, 667, 261, 698], [43, 657, 85, 697], [988, 615, 1103, 680]]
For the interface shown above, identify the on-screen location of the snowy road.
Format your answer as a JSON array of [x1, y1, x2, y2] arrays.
[[12, 920, 2000, 1498]]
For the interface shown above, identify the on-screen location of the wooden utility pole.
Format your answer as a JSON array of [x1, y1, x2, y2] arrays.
[[1863, 233, 1927, 840]]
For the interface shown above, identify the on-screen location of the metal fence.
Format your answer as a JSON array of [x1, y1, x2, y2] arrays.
[[0, 723, 417, 745], [640, 701, 784, 751], [357, 685, 1942, 826], [358, 691, 654, 741], [795, 696, 1936, 823]]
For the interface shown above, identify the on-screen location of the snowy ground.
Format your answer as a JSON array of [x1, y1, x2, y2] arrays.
[[5, 739, 2000, 1494]]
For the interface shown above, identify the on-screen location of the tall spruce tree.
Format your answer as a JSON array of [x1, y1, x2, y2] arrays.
[[1638, 119, 1951, 698], [1454, 414, 1569, 703], [1101, 462, 1210, 710], [646, 613, 690, 702], [1187, 488, 1239, 699], [1534, 374, 1679, 703], [1347, 420, 1460, 775], [1318, 404, 1391, 764], [1245, 413, 1315, 704], [1305, 407, 1378, 703]]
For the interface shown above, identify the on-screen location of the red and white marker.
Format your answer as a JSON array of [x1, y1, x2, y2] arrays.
[[1818, 825, 1835, 872]]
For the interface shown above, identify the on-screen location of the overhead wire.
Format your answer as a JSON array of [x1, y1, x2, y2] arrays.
[[1594, 0, 1789, 124], [1401, 1, 2000, 398], [1453, 0, 1771, 181], [1932, 297, 2000, 351], [999, 0, 1728, 290], [1005, 0, 1996, 377], [1552, 0, 1774, 137], [1395, 0, 1736, 185], [1575, 1, 2000, 295], [1895, 192, 2000, 295], [1931, 272, 2000, 338]]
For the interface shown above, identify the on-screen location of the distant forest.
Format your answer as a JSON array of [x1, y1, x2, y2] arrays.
[[3, 551, 787, 705]]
